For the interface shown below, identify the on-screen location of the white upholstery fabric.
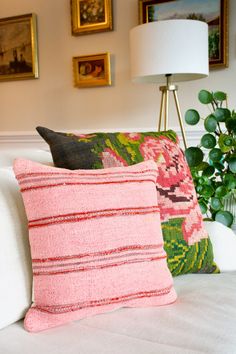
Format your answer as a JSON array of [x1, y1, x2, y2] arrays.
[[0, 149, 53, 329], [205, 221, 236, 271], [0, 148, 52, 168], [0, 273, 236, 354], [0, 168, 32, 329], [1, 146, 236, 349]]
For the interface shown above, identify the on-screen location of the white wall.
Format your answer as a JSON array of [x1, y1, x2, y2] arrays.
[[0, 0, 236, 134]]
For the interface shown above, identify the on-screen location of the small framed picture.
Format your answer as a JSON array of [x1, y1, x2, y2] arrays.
[[73, 52, 111, 88], [139, 0, 228, 69], [71, 0, 113, 35], [0, 13, 39, 82]]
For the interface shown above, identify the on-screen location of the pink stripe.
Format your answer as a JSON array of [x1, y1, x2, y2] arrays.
[[21, 179, 156, 193], [33, 255, 166, 276], [33, 251, 162, 270], [29, 206, 159, 228], [18, 173, 157, 186], [32, 244, 162, 263], [34, 287, 173, 314], [16, 168, 157, 181]]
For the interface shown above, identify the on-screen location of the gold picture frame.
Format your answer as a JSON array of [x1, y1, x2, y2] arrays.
[[71, 0, 113, 35], [73, 52, 111, 88], [0, 13, 39, 82], [139, 0, 229, 69]]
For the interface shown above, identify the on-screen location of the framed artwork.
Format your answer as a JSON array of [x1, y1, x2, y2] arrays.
[[73, 52, 111, 88], [139, 0, 228, 69], [71, 0, 113, 35], [0, 13, 39, 82]]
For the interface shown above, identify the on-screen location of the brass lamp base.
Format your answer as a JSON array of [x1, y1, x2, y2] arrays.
[[158, 75, 187, 149]]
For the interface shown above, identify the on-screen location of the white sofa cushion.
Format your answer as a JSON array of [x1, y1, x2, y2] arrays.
[[204, 221, 236, 272], [0, 168, 32, 329], [0, 148, 51, 168], [0, 149, 53, 329]]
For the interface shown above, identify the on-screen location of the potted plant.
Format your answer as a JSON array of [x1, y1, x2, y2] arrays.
[[184, 89, 236, 228]]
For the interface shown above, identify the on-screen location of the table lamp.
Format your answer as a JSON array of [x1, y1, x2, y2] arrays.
[[129, 19, 209, 148]]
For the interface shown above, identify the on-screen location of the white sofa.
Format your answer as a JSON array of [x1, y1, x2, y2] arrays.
[[1, 148, 236, 354]]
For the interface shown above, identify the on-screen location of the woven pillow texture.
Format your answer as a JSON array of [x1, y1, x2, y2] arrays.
[[14, 158, 177, 332], [37, 127, 219, 276]]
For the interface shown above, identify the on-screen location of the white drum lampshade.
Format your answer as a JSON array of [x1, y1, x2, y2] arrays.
[[130, 19, 209, 83], [129, 19, 209, 148]]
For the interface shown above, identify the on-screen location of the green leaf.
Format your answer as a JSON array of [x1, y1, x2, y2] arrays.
[[215, 186, 228, 198], [201, 185, 215, 198], [210, 197, 223, 211], [224, 174, 236, 190], [185, 109, 200, 125], [198, 90, 213, 104], [191, 169, 200, 179], [185, 147, 204, 167], [229, 155, 236, 173], [209, 148, 223, 162], [213, 162, 224, 171], [202, 165, 215, 177], [199, 200, 208, 214], [215, 210, 234, 227], [195, 161, 209, 171], [198, 176, 207, 185], [204, 115, 217, 132], [214, 108, 231, 122], [218, 134, 234, 153], [213, 91, 227, 101], [201, 134, 216, 149], [226, 118, 236, 133], [196, 185, 204, 194]]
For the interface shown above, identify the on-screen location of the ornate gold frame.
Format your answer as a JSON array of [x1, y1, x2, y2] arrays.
[[73, 52, 111, 88], [139, 0, 229, 69], [71, 0, 113, 35], [0, 13, 39, 82]]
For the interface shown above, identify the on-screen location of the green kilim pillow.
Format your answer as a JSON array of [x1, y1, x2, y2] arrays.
[[36, 127, 219, 276]]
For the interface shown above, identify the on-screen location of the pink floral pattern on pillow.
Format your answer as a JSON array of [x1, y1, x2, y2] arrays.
[[140, 136, 207, 245], [101, 148, 128, 168]]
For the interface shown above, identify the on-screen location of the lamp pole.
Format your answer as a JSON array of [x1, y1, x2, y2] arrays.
[[158, 74, 188, 149]]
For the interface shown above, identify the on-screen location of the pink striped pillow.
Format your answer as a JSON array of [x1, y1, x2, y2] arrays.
[[14, 159, 177, 332]]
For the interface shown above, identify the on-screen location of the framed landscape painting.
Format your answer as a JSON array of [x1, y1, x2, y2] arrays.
[[139, 0, 228, 69], [0, 13, 39, 81], [73, 52, 111, 88], [71, 0, 113, 35]]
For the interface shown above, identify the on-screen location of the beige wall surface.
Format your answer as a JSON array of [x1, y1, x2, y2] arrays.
[[0, 0, 235, 133]]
